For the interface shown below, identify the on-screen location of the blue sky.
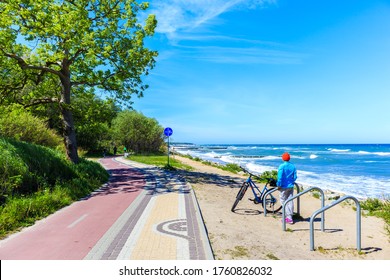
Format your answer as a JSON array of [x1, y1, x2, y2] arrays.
[[133, 0, 390, 144]]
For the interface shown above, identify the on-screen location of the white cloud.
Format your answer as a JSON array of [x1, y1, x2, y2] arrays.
[[187, 45, 307, 64], [146, 0, 305, 65], [149, 0, 275, 35]]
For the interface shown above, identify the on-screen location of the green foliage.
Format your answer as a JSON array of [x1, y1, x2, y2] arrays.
[[0, 187, 72, 234], [361, 198, 384, 212], [72, 93, 120, 152], [361, 198, 390, 235], [0, 105, 62, 149], [112, 110, 165, 154], [219, 163, 242, 173], [0, 139, 28, 202], [25, 90, 120, 153], [0, 0, 157, 101], [258, 170, 278, 182], [0, 137, 109, 238], [0, 0, 158, 162]]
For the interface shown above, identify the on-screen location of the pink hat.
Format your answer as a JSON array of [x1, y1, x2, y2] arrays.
[[282, 152, 290, 161]]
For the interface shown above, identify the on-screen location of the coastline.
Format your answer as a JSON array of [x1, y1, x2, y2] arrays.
[[172, 143, 390, 200], [173, 155, 390, 260]]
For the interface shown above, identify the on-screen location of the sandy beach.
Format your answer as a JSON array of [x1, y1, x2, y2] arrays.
[[174, 155, 390, 260]]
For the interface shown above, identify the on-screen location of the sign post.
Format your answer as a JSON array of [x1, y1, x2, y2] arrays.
[[164, 127, 173, 166]]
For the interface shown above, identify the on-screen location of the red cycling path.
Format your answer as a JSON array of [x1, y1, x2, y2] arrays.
[[0, 157, 145, 260]]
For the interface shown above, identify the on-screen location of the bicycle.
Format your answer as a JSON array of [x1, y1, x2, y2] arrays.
[[231, 167, 282, 213]]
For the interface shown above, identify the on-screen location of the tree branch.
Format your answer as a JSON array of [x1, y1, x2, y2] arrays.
[[0, 49, 65, 79], [22, 97, 60, 108], [68, 48, 86, 65]]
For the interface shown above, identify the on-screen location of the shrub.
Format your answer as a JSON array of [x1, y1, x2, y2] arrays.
[[111, 110, 164, 154], [0, 138, 74, 198], [361, 198, 390, 236], [0, 139, 29, 201], [0, 106, 62, 149], [220, 163, 242, 173], [0, 138, 109, 238], [258, 170, 278, 182]]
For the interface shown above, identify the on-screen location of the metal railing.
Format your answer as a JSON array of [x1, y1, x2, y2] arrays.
[[309, 195, 361, 251], [263, 183, 301, 217], [282, 186, 325, 231]]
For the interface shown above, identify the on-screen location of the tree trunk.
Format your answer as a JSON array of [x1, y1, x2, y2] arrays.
[[60, 65, 79, 164], [60, 105, 79, 164]]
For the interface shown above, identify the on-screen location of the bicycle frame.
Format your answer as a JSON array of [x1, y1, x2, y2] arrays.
[[231, 166, 281, 213], [246, 176, 272, 204]]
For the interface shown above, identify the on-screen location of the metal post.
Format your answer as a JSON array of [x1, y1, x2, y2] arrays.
[[294, 183, 301, 215], [282, 186, 325, 231], [310, 195, 361, 251], [167, 136, 170, 166], [263, 184, 301, 217]]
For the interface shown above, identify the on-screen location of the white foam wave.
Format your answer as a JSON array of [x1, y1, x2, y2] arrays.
[[309, 154, 318, 159], [259, 156, 280, 160], [245, 162, 275, 174], [324, 149, 390, 157], [375, 152, 390, 156], [297, 170, 390, 199], [219, 155, 237, 164], [328, 148, 351, 152], [239, 162, 390, 199], [356, 151, 390, 156], [203, 151, 219, 158]]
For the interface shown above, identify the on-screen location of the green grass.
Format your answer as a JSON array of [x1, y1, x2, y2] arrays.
[[224, 246, 250, 259], [0, 137, 109, 239], [266, 253, 279, 260], [128, 154, 193, 171], [361, 198, 390, 236]]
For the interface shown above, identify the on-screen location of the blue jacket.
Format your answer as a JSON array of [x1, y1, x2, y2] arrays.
[[277, 161, 297, 189]]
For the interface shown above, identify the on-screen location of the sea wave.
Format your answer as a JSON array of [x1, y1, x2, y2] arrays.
[[240, 163, 389, 199], [374, 152, 390, 156], [356, 151, 390, 156], [327, 148, 351, 152], [244, 162, 275, 174], [174, 144, 390, 198], [257, 156, 280, 160]]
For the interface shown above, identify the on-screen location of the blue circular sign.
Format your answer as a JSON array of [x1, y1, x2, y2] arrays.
[[164, 127, 173, 137]]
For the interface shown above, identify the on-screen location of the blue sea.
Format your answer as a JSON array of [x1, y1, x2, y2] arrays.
[[172, 143, 390, 199]]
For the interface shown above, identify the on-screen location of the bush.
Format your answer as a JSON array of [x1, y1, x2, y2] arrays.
[[0, 139, 29, 203], [0, 138, 75, 198], [361, 198, 390, 236], [0, 138, 109, 238], [258, 170, 278, 182], [111, 110, 164, 154], [0, 106, 62, 149], [220, 163, 242, 173]]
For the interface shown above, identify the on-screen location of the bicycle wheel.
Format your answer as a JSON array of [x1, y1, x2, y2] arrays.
[[231, 182, 249, 212], [262, 187, 282, 213]]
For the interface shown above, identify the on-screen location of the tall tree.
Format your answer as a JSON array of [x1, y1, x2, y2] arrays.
[[112, 110, 164, 154], [0, 0, 157, 163]]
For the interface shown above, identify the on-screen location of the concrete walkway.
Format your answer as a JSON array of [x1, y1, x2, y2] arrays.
[[0, 156, 214, 260]]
